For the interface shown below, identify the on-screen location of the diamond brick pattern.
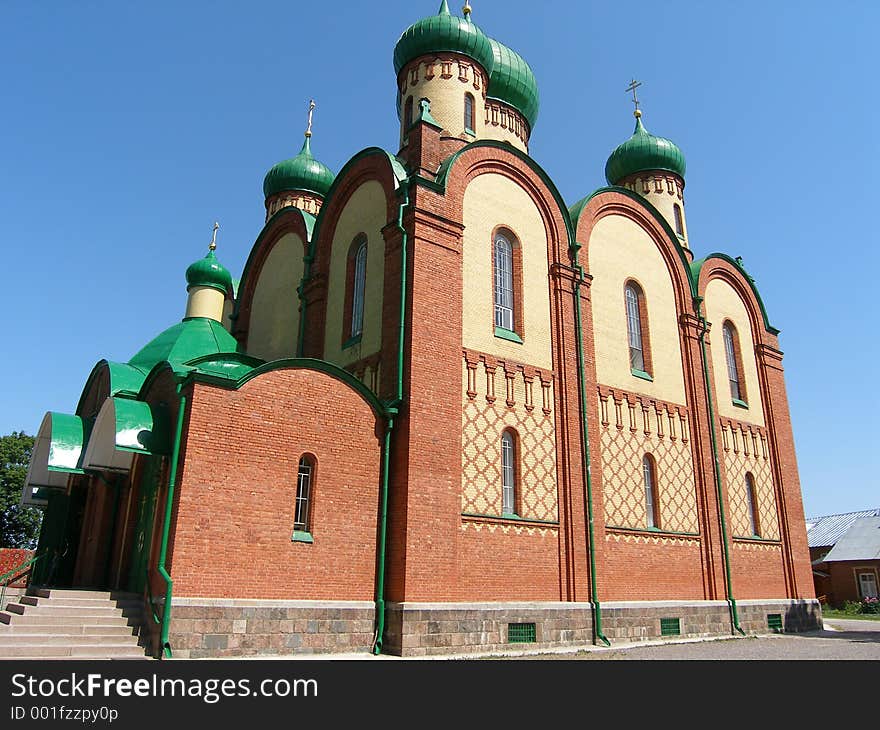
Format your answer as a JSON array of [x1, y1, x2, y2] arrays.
[[722, 424, 780, 540], [461, 362, 558, 521], [598, 396, 698, 534]]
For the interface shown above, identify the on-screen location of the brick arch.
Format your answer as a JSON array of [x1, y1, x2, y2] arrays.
[[574, 191, 695, 317], [696, 256, 777, 348], [309, 150, 402, 277], [438, 146, 572, 267], [233, 207, 313, 347]]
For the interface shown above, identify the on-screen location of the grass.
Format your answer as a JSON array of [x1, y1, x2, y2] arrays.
[[821, 608, 880, 621]]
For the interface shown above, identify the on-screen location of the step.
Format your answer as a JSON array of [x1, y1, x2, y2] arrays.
[[10, 655, 151, 661], [1, 612, 140, 627], [19, 595, 143, 609], [0, 644, 147, 658], [0, 633, 139, 646], [27, 589, 138, 601], [5, 604, 143, 618], [0, 623, 136, 636]]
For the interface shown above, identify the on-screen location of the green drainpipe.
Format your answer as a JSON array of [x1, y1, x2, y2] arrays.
[[295, 249, 316, 358], [371, 179, 410, 655], [372, 417, 394, 654], [571, 249, 610, 647], [695, 297, 745, 636], [156, 384, 188, 658]]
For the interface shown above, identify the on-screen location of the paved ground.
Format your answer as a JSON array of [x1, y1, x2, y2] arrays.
[[511, 618, 880, 661]]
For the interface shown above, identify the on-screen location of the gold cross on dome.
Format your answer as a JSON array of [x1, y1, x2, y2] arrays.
[[209, 221, 219, 251], [305, 99, 315, 138], [626, 79, 642, 116]]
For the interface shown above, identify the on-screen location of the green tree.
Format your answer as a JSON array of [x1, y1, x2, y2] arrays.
[[0, 431, 43, 548]]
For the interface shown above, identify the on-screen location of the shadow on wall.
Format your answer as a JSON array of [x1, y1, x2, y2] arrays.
[[783, 599, 823, 633]]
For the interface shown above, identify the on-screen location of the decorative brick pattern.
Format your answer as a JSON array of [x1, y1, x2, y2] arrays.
[[720, 420, 780, 540], [461, 356, 558, 521], [597, 388, 698, 533]]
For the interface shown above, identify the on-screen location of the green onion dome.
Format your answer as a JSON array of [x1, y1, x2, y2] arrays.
[[487, 37, 539, 128], [263, 136, 335, 199], [185, 249, 232, 293], [393, 0, 495, 78], [605, 114, 686, 185]]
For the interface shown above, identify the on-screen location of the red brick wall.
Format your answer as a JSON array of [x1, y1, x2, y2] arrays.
[[168, 367, 382, 600], [729, 543, 787, 598], [457, 525, 561, 600], [603, 537, 706, 600]]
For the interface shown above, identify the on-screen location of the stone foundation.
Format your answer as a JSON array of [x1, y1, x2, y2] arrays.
[[162, 597, 822, 658], [167, 598, 375, 658], [384, 602, 595, 657]]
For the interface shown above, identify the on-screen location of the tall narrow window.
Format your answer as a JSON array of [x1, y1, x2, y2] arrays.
[[723, 321, 746, 404], [745, 473, 760, 537], [673, 204, 684, 237], [501, 430, 517, 516], [625, 281, 651, 376], [351, 239, 367, 338], [643, 454, 660, 529], [293, 456, 314, 534], [464, 93, 475, 133], [403, 96, 413, 130], [494, 233, 514, 331]]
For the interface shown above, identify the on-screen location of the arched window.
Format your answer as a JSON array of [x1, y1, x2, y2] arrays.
[[745, 473, 760, 537], [673, 204, 684, 237], [293, 455, 314, 535], [494, 233, 514, 332], [464, 93, 475, 133], [348, 237, 367, 340], [643, 454, 660, 529], [722, 321, 746, 404], [625, 281, 651, 377], [501, 430, 518, 516], [404, 96, 413, 130]]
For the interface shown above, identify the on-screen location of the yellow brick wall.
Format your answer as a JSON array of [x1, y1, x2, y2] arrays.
[[461, 358, 558, 521], [246, 232, 303, 361], [461, 173, 552, 370], [597, 390, 699, 533], [323, 180, 386, 368], [588, 214, 686, 405], [721, 422, 780, 540], [704, 278, 765, 426]]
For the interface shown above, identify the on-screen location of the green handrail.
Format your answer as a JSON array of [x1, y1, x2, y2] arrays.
[[0, 550, 46, 610]]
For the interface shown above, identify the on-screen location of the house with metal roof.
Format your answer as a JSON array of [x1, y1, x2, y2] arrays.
[[807, 509, 880, 605]]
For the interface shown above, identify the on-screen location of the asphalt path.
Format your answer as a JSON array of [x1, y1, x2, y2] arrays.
[[518, 618, 880, 660]]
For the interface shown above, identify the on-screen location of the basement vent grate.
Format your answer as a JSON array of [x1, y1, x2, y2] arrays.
[[660, 617, 681, 636], [767, 613, 783, 632], [507, 622, 537, 643]]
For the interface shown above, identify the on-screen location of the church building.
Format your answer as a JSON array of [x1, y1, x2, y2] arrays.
[[21, 1, 819, 657]]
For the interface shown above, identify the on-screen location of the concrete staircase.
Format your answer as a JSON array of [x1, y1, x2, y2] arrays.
[[0, 588, 150, 659]]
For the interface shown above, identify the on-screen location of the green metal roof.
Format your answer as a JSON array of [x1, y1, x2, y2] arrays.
[[487, 37, 539, 128], [263, 136, 335, 199], [24, 412, 93, 497], [82, 397, 169, 472], [393, 0, 495, 77], [186, 249, 233, 293], [605, 116, 686, 185], [128, 317, 239, 373]]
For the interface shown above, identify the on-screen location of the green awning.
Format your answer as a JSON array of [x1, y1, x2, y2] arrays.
[[22, 412, 92, 506], [81, 398, 169, 472]]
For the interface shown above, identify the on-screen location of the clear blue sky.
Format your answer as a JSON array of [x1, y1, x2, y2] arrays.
[[1, 1, 876, 518]]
